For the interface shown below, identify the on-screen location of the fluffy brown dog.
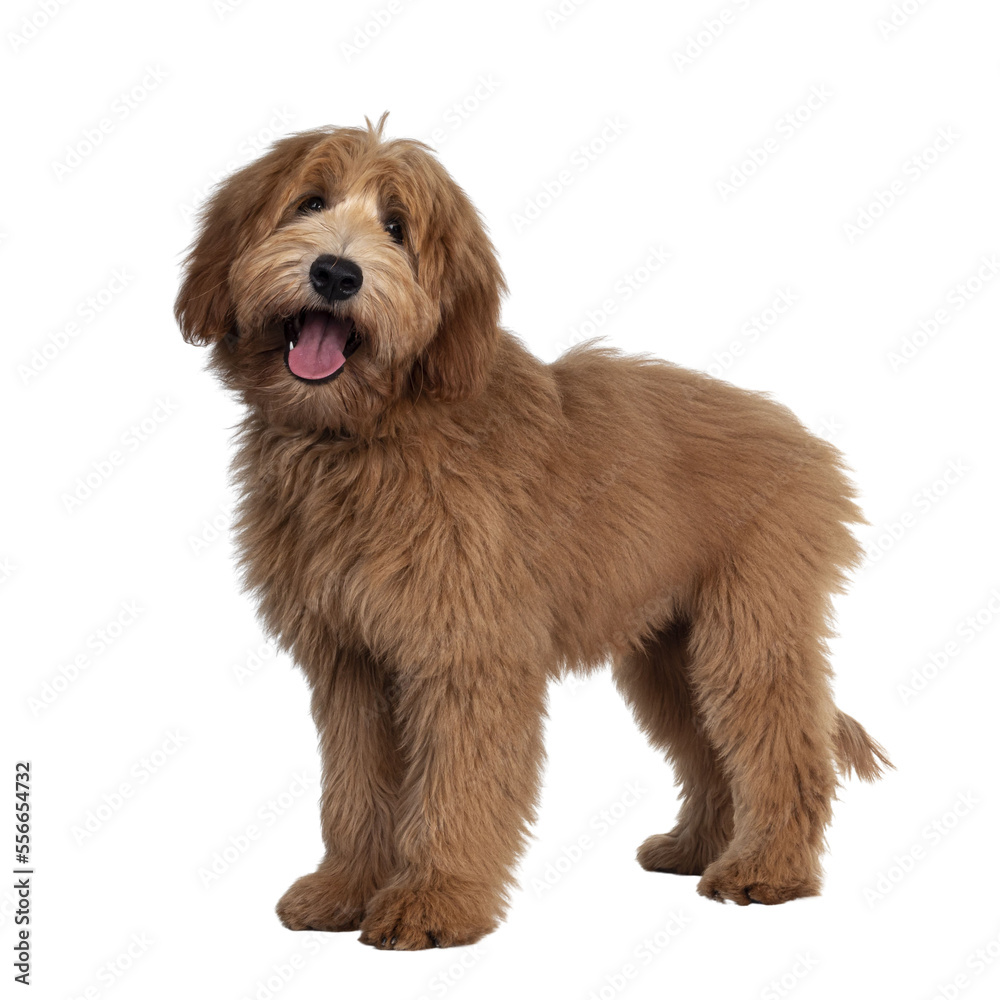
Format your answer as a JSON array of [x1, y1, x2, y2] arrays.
[[175, 115, 890, 950]]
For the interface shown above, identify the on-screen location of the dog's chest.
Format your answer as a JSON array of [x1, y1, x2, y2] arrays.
[[233, 433, 450, 655]]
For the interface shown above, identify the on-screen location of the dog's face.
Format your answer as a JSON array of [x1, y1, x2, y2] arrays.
[[175, 118, 505, 433]]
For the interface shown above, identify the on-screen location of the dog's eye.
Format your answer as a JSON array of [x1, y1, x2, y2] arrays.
[[298, 195, 325, 214], [384, 218, 404, 245]]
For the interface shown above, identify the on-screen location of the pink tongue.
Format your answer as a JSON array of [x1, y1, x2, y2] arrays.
[[288, 312, 351, 380]]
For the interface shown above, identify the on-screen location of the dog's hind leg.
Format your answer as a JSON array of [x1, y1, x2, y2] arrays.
[[686, 540, 847, 905], [614, 624, 734, 876], [277, 647, 403, 932]]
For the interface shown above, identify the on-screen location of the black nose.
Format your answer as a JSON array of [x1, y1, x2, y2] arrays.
[[309, 255, 363, 302]]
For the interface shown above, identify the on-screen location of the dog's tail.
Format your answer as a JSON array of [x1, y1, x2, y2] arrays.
[[833, 710, 893, 782]]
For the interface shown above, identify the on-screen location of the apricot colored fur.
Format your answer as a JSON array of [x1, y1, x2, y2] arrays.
[[176, 116, 890, 949]]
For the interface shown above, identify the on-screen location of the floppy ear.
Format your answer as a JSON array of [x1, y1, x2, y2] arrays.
[[418, 186, 507, 402], [175, 131, 318, 345], [174, 184, 241, 346]]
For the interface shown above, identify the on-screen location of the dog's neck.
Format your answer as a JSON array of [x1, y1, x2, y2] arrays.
[[242, 330, 553, 448]]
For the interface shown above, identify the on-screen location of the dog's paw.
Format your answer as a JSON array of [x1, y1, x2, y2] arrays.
[[696, 852, 821, 905], [637, 832, 719, 876], [359, 878, 496, 951], [277, 866, 371, 932]]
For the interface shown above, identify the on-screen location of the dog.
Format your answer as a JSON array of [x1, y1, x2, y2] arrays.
[[175, 114, 890, 950]]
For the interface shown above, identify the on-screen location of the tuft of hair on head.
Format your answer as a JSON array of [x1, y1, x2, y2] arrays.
[[363, 111, 391, 142]]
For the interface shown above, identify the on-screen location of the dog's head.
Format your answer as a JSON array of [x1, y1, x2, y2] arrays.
[[175, 115, 505, 433]]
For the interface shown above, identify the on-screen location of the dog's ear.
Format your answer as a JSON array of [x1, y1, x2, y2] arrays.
[[175, 133, 315, 346], [417, 181, 507, 402], [174, 183, 242, 346]]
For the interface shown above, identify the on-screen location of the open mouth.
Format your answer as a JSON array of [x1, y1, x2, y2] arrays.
[[283, 309, 362, 383]]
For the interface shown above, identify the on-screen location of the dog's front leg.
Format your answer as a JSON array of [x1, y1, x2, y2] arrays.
[[359, 658, 547, 950], [277, 647, 403, 932]]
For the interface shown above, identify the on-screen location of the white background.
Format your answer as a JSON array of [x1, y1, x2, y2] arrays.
[[3, 0, 999, 997]]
